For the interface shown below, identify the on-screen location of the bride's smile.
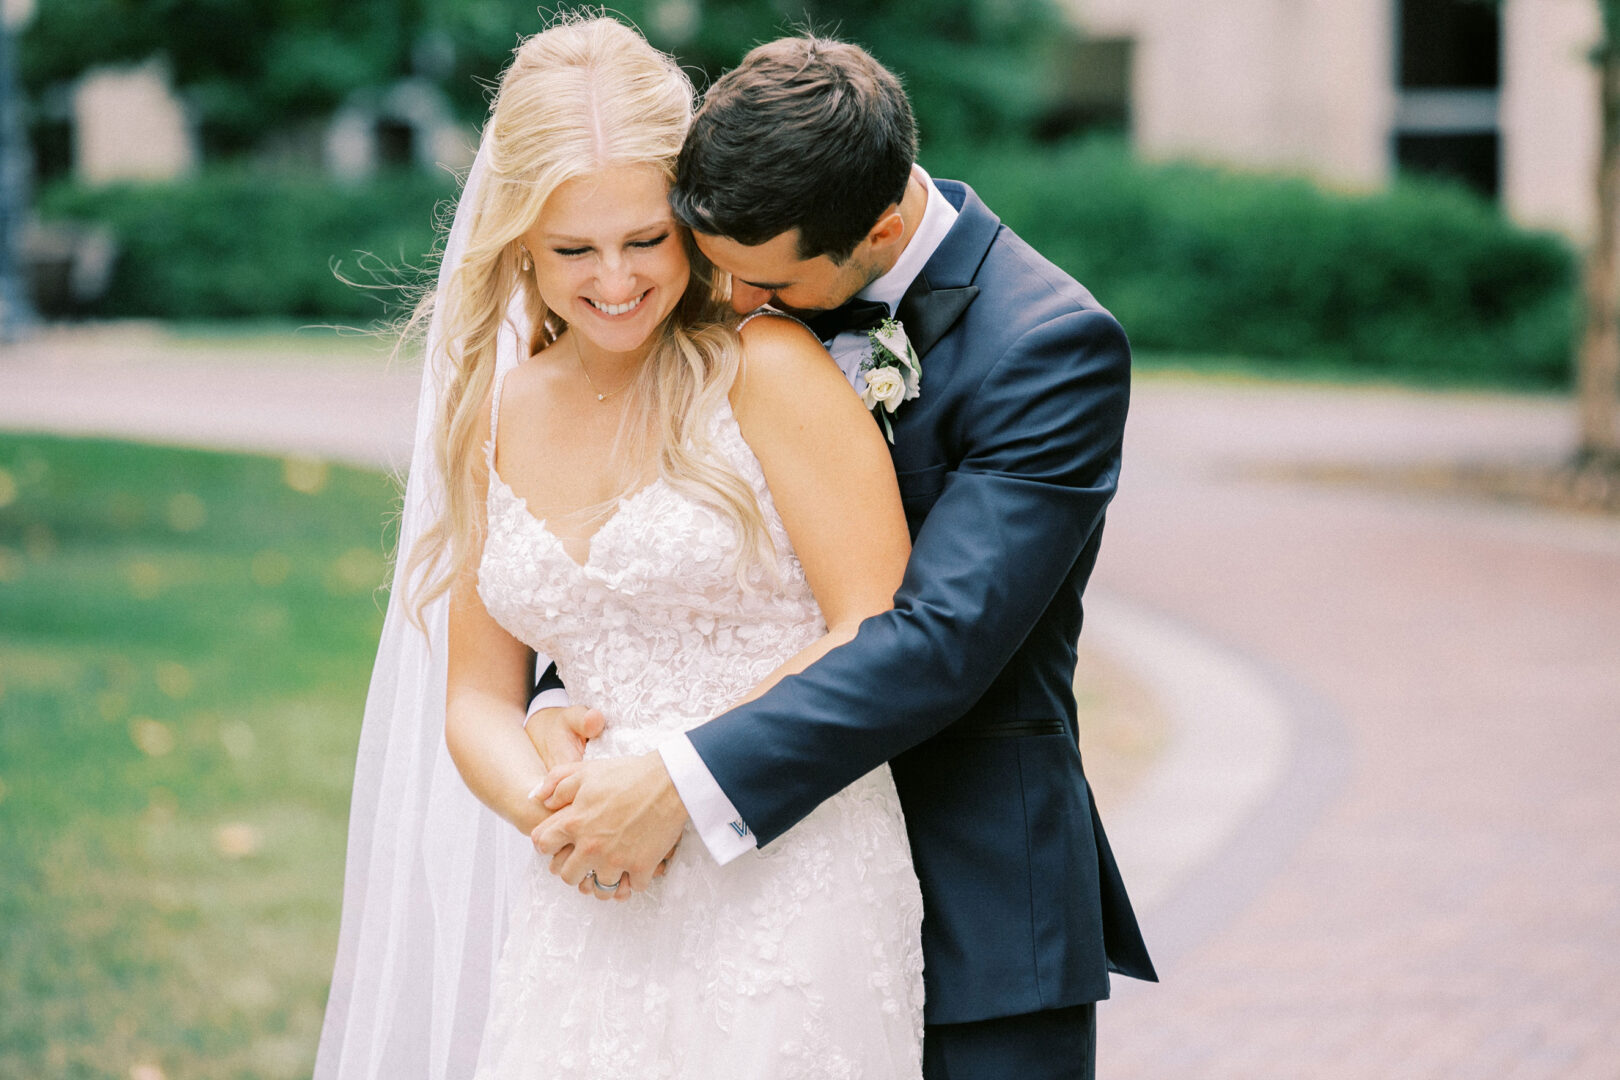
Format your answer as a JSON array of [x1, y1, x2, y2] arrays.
[[522, 163, 690, 367], [585, 289, 649, 316]]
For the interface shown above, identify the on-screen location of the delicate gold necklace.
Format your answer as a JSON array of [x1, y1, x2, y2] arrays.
[[573, 338, 634, 402]]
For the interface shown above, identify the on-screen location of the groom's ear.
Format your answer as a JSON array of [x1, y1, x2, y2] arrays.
[[862, 207, 906, 256]]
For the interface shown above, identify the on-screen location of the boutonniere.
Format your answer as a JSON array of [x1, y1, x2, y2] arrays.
[[857, 317, 922, 443]]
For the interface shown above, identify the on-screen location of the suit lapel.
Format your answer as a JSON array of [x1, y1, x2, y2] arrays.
[[896, 179, 1001, 358], [897, 277, 978, 359]]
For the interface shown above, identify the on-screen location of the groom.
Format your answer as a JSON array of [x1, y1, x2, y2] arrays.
[[530, 34, 1155, 1077]]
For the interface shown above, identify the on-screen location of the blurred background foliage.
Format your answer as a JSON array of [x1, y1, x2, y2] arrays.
[[931, 140, 1576, 389], [20, 0, 1064, 152], [14, 0, 1580, 388], [35, 169, 451, 319], [33, 140, 1577, 387]]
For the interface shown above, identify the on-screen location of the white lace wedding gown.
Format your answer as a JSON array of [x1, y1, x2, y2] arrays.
[[471, 365, 925, 1079]]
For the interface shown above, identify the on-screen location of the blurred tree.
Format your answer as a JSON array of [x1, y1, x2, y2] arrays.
[[20, 0, 1066, 157], [22, 0, 423, 154], [394, 0, 1067, 147], [619, 0, 1067, 146], [1579, 0, 1620, 464], [1480, 0, 1620, 463]]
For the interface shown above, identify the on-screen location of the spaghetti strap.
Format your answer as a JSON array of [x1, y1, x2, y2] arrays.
[[737, 306, 812, 335]]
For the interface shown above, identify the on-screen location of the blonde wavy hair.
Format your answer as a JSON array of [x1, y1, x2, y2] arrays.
[[405, 15, 769, 622]]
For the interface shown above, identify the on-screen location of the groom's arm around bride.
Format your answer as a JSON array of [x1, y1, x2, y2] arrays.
[[534, 33, 1156, 1078]]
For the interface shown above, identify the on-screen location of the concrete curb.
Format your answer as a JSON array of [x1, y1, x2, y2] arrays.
[[1086, 590, 1351, 971]]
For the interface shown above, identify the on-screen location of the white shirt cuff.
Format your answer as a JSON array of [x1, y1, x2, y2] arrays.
[[524, 687, 572, 727], [657, 734, 756, 865]]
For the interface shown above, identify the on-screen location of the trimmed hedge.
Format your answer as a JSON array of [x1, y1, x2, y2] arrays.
[[38, 141, 1579, 386], [36, 168, 454, 321], [932, 139, 1577, 388]]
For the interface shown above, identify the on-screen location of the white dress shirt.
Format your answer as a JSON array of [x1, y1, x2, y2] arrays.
[[533, 166, 959, 864]]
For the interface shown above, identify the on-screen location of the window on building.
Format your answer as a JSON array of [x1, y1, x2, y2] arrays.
[[1037, 37, 1133, 142], [1395, 132, 1499, 193], [1399, 0, 1500, 89], [1392, 0, 1501, 199]]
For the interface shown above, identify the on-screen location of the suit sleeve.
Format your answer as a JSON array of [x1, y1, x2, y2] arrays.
[[524, 659, 568, 723], [533, 660, 565, 696], [686, 306, 1130, 846]]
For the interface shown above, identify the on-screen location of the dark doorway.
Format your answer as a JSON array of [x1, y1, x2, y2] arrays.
[[376, 118, 416, 169]]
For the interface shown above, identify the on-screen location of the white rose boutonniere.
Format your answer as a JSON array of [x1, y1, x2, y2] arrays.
[[857, 317, 922, 443]]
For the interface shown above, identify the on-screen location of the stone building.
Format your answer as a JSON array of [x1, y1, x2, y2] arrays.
[[1066, 0, 1600, 241], [59, 58, 469, 186], [72, 58, 196, 185]]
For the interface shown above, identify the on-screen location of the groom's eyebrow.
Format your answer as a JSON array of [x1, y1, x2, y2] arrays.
[[738, 277, 792, 291]]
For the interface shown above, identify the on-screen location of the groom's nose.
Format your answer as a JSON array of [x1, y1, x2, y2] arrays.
[[730, 281, 773, 314]]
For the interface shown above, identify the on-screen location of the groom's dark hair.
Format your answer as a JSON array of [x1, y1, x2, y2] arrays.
[[670, 35, 917, 264]]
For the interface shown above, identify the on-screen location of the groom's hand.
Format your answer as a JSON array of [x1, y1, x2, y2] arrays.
[[525, 704, 605, 773], [531, 753, 688, 895]]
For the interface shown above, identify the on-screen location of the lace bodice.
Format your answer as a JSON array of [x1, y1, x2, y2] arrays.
[[469, 357, 924, 1079], [476, 371, 825, 757]]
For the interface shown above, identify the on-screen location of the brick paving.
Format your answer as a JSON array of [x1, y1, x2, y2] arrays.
[[1094, 381, 1620, 1078]]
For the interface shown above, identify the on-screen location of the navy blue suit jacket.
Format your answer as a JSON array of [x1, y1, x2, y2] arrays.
[[685, 179, 1157, 1025]]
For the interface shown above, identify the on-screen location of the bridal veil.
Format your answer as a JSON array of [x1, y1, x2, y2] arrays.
[[313, 137, 536, 1079]]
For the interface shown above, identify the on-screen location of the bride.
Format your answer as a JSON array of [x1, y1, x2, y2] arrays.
[[315, 16, 923, 1078]]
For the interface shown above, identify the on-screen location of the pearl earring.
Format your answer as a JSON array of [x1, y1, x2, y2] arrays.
[[518, 246, 533, 272]]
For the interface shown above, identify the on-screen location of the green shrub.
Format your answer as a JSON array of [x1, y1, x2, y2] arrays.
[[38, 141, 1579, 388], [932, 138, 1578, 388], [37, 168, 454, 321]]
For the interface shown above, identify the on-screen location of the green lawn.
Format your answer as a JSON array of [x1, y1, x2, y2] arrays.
[[0, 433, 395, 1079]]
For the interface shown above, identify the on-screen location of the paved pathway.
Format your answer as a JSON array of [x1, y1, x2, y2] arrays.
[[0, 324, 422, 469], [1094, 381, 1620, 1077], [7, 331, 1619, 1076]]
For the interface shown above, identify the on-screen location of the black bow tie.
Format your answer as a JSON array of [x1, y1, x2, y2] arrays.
[[804, 298, 891, 343]]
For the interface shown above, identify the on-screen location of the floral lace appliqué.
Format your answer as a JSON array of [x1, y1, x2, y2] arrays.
[[472, 387, 925, 1079]]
